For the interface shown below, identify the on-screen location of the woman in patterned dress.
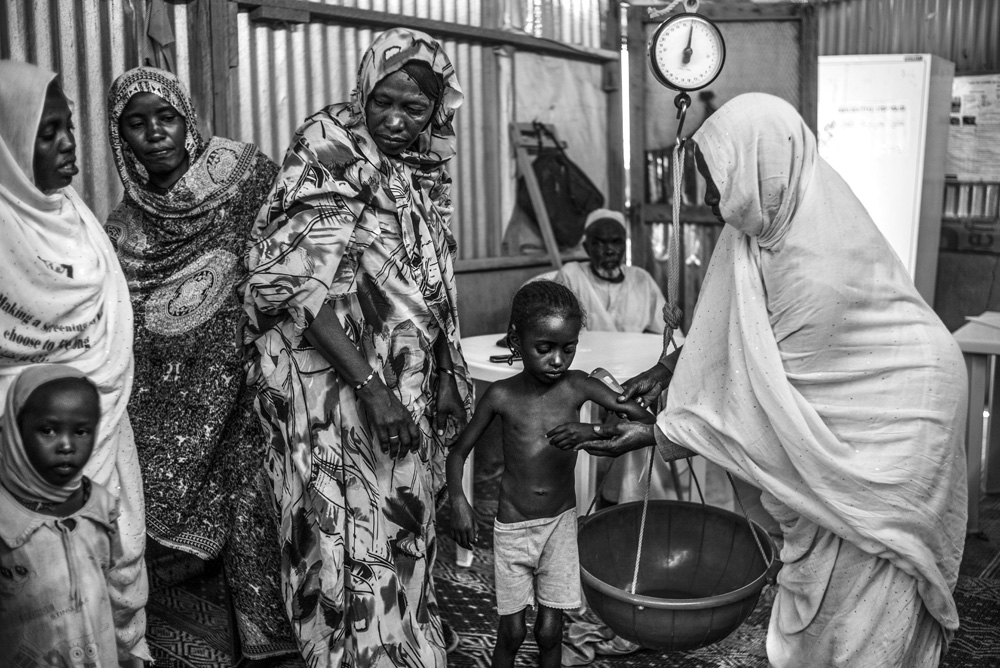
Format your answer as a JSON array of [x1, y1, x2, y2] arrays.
[[240, 29, 473, 667], [105, 67, 296, 661]]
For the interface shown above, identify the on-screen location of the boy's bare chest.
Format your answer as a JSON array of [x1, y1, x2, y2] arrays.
[[497, 385, 583, 438]]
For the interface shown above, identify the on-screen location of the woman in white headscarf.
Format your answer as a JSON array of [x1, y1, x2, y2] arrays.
[[0, 60, 150, 663], [555, 93, 967, 667]]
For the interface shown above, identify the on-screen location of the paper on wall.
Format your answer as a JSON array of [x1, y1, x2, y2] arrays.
[[947, 74, 1000, 182]]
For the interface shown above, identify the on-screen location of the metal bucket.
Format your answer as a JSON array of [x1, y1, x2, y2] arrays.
[[578, 500, 778, 651]]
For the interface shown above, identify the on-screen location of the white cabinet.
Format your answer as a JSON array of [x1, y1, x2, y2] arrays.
[[818, 54, 954, 304]]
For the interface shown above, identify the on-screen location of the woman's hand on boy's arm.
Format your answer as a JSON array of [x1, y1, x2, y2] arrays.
[[582, 375, 656, 423], [569, 422, 657, 457], [617, 348, 681, 409]]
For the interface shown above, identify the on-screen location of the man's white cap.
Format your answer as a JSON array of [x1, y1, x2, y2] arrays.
[[584, 208, 627, 232]]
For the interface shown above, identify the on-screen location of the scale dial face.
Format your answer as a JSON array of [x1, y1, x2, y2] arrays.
[[648, 13, 726, 92]]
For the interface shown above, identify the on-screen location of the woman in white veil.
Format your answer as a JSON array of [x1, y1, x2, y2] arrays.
[[558, 93, 967, 668], [0, 60, 149, 663]]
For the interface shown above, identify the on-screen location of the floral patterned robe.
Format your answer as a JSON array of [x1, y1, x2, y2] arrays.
[[240, 28, 472, 668]]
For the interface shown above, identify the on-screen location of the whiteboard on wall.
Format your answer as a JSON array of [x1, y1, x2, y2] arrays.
[[817, 54, 953, 303]]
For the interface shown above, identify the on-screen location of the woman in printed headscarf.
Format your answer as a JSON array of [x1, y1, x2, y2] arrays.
[[0, 60, 150, 664], [557, 93, 968, 667], [240, 28, 473, 667], [105, 66, 296, 661]]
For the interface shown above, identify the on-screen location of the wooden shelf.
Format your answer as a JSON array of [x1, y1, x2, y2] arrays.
[[456, 252, 588, 274], [943, 216, 1000, 225], [237, 0, 619, 63], [640, 203, 724, 225]]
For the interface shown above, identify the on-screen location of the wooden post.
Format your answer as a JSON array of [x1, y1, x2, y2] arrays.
[[186, 0, 238, 140], [510, 122, 565, 269], [210, 0, 240, 141], [799, 3, 819, 134], [604, 1, 625, 214], [627, 6, 652, 272]]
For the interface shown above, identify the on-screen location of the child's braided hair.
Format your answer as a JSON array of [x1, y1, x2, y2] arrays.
[[507, 279, 586, 345]]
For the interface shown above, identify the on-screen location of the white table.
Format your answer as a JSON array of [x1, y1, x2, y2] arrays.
[[455, 331, 664, 566], [953, 316, 1000, 535]]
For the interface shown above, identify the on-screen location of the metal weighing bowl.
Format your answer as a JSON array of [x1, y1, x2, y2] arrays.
[[578, 500, 779, 651]]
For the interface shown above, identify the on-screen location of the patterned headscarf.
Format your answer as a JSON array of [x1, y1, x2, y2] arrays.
[[353, 28, 464, 168], [107, 67, 208, 212], [0, 365, 94, 505]]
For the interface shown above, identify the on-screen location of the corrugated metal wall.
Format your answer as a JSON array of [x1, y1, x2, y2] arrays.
[[817, 0, 1000, 74], [510, 0, 605, 47], [8, 0, 995, 257], [1, 0, 608, 261]]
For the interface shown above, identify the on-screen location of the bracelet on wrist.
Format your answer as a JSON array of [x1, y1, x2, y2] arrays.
[[355, 369, 377, 391], [439, 367, 455, 378]]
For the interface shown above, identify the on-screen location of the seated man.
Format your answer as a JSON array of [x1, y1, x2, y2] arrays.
[[554, 209, 666, 334]]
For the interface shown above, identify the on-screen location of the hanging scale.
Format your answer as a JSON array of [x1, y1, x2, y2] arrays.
[[620, 4, 744, 603], [648, 0, 727, 136], [621, 5, 770, 614]]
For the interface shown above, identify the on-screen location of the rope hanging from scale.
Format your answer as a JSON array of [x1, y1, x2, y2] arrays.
[[629, 84, 772, 594], [631, 91, 690, 597], [648, 0, 687, 20], [660, 92, 690, 362], [611, 0, 776, 613], [630, 442, 657, 594]]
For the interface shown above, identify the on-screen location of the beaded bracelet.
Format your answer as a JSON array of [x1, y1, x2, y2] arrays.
[[355, 369, 377, 391]]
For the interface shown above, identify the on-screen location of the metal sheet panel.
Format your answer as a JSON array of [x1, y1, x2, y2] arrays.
[[817, 0, 1000, 74], [2, 0, 610, 260], [235, 12, 370, 163], [510, 0, 606, 47]]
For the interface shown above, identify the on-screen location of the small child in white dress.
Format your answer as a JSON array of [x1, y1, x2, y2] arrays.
[[0, 365, 128, 667]]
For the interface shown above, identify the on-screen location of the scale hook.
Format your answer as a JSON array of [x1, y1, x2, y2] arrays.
[[674, 92, 691, 147]]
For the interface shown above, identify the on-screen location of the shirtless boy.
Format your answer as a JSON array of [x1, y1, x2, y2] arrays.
[[446, 280, 653, 668]]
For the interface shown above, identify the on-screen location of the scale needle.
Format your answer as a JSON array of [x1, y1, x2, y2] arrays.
[[682, 25, 694, 65]]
